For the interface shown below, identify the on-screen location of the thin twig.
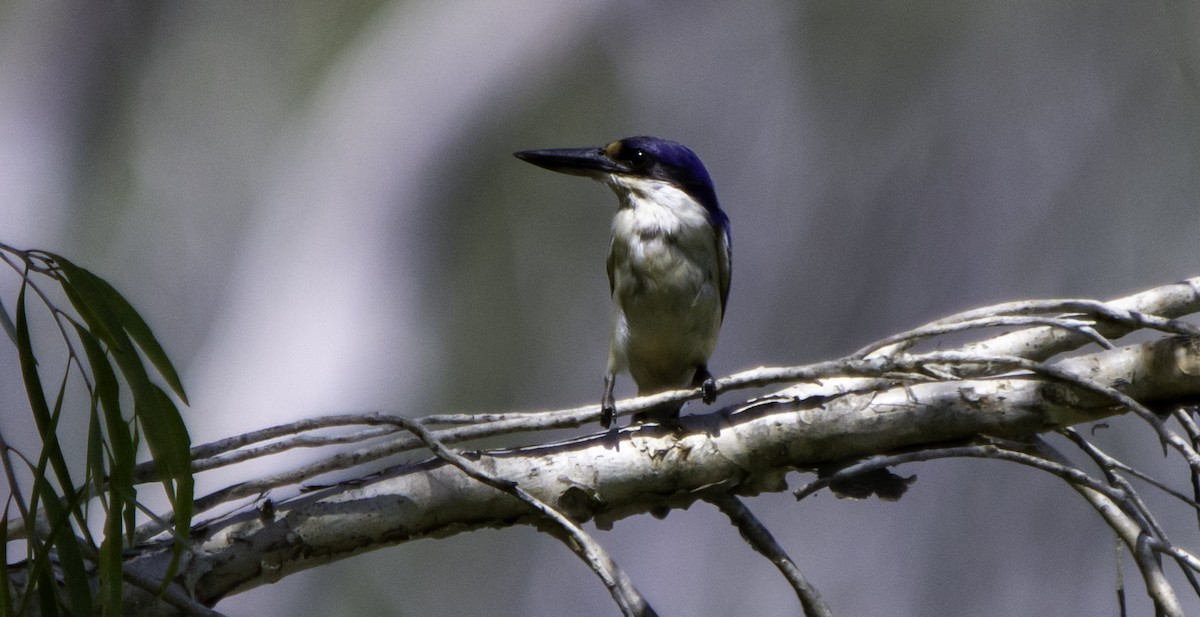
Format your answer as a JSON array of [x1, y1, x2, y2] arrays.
[[1056, 431, 1169, 539], [1172, 408, 1200, 533], [1057, 429, 1200, 513], [188, 427, 397, 475], [854, 315, 1113, 358], [793, 443, 1122, 503], [171, 407, 599, 530], [710, 493, 831, 617], [959, 282, 1200, 361], [179, 415, 403, 464], [172, 408, 590, 479], [1149, 538, 1200, 575], [1058, 429, 1200, 599], [1115, 538, 1127, 617], [929, 298, 1200, 335]]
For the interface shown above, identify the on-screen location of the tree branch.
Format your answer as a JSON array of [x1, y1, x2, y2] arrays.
[[56, 334, 1197, 611]]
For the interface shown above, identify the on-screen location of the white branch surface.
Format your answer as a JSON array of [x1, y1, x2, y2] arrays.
[[110, 335, 1200, 608]]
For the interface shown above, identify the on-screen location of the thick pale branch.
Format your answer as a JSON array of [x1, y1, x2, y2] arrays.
[[96, 335, 1200, 608]]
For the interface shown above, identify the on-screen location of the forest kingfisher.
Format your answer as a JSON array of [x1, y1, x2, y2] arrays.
[[514, 136, 731, 428]]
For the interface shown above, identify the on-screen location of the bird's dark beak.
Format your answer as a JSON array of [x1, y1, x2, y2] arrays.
[[513, 146, 626, 177]]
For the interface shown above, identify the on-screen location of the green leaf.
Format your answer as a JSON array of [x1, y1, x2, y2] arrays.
[[0, 502, 12, 617], [76, 324, 137, 497], [48, 362, 94, 546], [99, 487, 124, 617], [12, 448, 67, 612], [0, 293, 16, 346], [14, 281, 80, 526], [11, 251, 197, 604], [51, 254, 189, 403], [86, 400, 105, 515], [34, 574, 60, 617], [140, 385, 194, 586], [52, 256, 194, 546], [54, 265, 124, 354], [138, 386, 192, 492], [18, 448, 100, 617], [77, 327, 138, 614], [37, 478, 94, 617]]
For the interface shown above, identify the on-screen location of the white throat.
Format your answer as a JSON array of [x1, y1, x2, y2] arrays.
[[604, 175, 712, 235]]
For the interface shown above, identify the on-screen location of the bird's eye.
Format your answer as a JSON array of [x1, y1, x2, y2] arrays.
[[605, 141, 652, 170], [624, 148, 649, 169]]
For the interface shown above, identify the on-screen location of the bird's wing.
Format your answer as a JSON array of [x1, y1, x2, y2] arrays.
[[606, 238, 616, 297], [717, 226, 732, 321]]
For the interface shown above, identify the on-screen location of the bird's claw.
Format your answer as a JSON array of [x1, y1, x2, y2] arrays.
[[600, 404, 615, 429], [701, 377, 718, 405], [693, 365, 718, 405]]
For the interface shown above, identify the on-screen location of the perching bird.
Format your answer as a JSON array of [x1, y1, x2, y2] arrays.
[[514, 136, 731, 427]]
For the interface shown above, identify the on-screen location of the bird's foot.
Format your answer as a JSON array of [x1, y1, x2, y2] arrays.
[[693, 365, 718, 404], [701, 378, 718, 405], [600, 401, 615, 429], [600, 373, 617, 428]]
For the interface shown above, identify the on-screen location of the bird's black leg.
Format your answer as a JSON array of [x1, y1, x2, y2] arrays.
[[693, 365, 718, 404], [601, 373, 617, 428]]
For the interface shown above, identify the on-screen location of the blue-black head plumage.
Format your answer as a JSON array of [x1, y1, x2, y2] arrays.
[[605, 136, 723, 221]]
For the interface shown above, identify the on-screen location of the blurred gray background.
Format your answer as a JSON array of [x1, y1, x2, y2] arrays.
[[2, 1, 1199, 615]]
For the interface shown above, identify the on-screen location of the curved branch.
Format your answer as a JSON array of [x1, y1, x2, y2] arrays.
[[84, 335, 1200, 608]]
